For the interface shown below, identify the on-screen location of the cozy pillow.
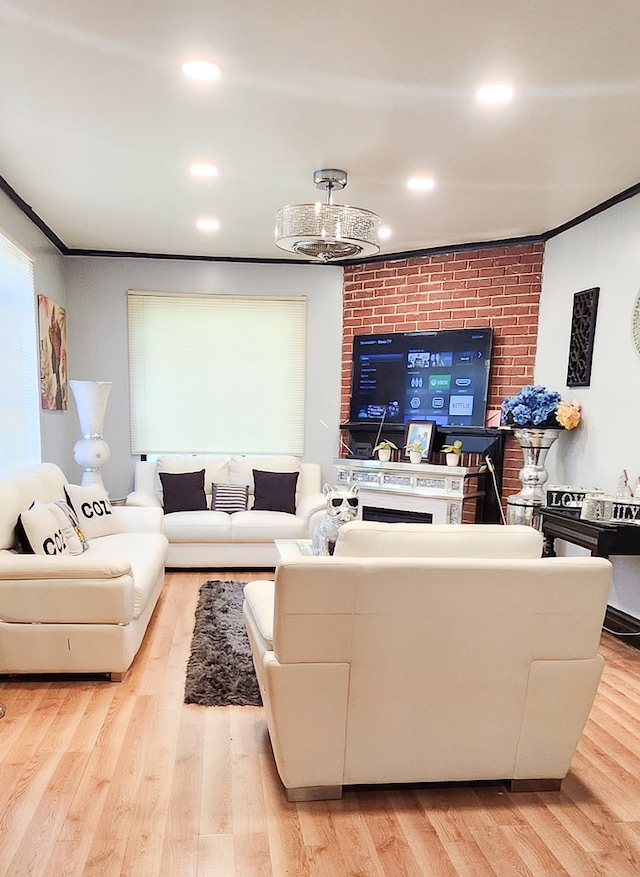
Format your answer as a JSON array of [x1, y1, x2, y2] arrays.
[[16, 500, 83, 555], [252, 469, 299, 515], [158, 470, 207, 514], [64, 484, 122, 539], [211, 482, 249, 513]]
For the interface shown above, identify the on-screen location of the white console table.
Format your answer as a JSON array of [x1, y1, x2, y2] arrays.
[[334, 458, 485, 525]]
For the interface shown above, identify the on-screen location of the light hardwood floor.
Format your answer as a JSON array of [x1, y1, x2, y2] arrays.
[[1, 570, 640, 876]]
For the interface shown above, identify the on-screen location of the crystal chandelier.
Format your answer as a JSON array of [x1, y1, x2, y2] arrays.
[[274, 169, 381, 262]]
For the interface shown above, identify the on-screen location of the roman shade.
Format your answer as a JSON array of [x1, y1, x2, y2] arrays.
[[127, 291, 306, 455], [0, 228, 40, 473]]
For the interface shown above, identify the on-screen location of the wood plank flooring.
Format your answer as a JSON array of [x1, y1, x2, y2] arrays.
[[1, 570, 640, 876]]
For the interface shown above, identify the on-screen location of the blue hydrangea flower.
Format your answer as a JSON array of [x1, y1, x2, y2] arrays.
[[501, 385, 563, 428]]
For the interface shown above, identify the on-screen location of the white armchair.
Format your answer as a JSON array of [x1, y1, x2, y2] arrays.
[[243, 522, 611, 800]]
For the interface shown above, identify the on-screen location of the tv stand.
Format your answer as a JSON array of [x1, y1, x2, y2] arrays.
[[339, 424, 505, 524]]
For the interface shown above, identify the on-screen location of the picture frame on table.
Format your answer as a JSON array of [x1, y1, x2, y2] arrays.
[[403, 420, 436, 461]]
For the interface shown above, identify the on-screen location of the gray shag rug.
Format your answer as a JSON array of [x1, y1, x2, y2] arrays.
[[184, 580, 262, 707]]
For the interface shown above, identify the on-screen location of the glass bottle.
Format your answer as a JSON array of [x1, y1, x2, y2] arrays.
[[616, 470, 632, 498]]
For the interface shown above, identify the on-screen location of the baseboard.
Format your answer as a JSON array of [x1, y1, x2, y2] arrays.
[[604, 606, 640, 652]]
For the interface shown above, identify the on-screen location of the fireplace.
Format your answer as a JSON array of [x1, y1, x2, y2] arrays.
[[334, 457, 485, 525]]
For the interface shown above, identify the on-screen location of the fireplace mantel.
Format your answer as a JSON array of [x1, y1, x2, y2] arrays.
[[334, 458, 486, 525]]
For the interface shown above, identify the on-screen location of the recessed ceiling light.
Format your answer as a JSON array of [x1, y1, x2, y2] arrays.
[[378, 226, 392, 240], [407, 176, 436, 192], [190, 162, 219, 178], [475, 83, 514, 105], [196, 217, 221, 232], [182, 59, 222, 82]]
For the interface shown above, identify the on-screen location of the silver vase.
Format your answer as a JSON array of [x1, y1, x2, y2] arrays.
[[506, 427, 561, 527]]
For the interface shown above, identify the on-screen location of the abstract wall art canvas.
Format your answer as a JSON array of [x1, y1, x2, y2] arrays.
[[38, 294, 68, 410]]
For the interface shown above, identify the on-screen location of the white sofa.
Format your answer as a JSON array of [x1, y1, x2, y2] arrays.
[[243, 521, 611, 801], [0, 463, 168, 680], [127, 455, 325, 568]]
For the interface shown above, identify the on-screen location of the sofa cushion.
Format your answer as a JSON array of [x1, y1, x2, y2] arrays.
[[231, 510, 306, 542], [157, 456, 229, 499], [334, 522, 544, 559], [0, 462, 69, 552], [163, 510, 232, 543], [16, 500, 83, 555], [211, 482, 249, 513], [229, 456, 301, 495], [88, 532, 168, 619], [65, 484, 123, 539], [158, 470, 207, 514], [252, 470, 299, 514]]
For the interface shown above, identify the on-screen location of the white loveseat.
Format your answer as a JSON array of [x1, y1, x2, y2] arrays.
[[243, 521, 611, 801], [126, 455, 325, 568], [0, 463, 168, 680]]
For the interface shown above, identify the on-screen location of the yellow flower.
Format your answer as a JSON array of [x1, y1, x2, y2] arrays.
[[556, 401, 581, 430]]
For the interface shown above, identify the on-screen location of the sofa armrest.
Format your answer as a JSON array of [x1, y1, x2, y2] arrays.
[[125, 490, 162, 509], [295, 492, 326, 524], [0, 549, 131, 580], [112, 506, 164, 533]]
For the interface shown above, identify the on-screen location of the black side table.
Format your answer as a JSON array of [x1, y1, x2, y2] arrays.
[[539, 508, 640, 652], [540, 507, 640, 558]]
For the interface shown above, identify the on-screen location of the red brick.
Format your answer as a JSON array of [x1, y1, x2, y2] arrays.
[[374, 268, 398, 279]]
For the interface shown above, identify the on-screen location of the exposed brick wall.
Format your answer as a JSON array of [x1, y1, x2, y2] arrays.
[[341, 243, 545, 507]]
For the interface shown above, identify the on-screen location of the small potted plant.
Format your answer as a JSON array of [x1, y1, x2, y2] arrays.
[[405, 440, 424, 465], [441, 439, 463, 466], [373, 439, 398, 462]]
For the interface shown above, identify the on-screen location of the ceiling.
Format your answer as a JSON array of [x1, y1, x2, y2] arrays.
[[1, 0, 640, 263]]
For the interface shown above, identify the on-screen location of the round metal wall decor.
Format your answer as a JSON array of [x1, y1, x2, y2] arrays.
[[633, 290, 640, 356]]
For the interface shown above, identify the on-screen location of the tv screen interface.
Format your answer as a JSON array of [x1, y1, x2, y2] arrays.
[[349, 328, 493, 426]]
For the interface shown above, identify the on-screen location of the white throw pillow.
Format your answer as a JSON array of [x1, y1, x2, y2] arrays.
[[64, 484, 122, 539], [16, 500, 83, 555]]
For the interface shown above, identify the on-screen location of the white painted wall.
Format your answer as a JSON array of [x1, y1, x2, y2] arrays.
[[537, 193, 640, 620], [0, 189, 71, 471], [63, 257, 344, 498]]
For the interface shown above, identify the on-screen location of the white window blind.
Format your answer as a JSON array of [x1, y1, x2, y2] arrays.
[[128, 292, 307, 455], [0, 229, 40, 473]]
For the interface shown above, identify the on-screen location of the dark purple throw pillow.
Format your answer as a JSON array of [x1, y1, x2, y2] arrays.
[[252, 469, 299, 515], [159, 469, 207, 514]]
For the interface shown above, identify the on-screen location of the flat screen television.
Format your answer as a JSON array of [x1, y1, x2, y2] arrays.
[[349, 327, 493, 427]]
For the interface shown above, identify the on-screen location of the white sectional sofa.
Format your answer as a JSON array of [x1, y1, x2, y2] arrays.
[[126, 455, 326, 568], [243, 521, 611, 801], [0, 463, 168, 680]]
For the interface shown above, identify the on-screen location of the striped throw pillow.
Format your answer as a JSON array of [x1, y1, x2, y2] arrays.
[[211, 483, 249, 513]]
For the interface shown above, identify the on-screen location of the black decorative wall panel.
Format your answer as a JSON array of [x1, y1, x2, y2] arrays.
[[567, 287, 599, 387]]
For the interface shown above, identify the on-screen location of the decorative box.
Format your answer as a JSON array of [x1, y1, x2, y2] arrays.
[[580, 494, 640, 526], [545, 485, 601, 516]]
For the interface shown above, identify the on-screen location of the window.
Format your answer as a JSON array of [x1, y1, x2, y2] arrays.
[[0, 229, 40, 473], [128, 292, 307, 455]]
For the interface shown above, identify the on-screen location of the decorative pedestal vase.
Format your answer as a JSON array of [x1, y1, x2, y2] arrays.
[[506, 428, 561, 528], [70, 380, 113, 488]]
